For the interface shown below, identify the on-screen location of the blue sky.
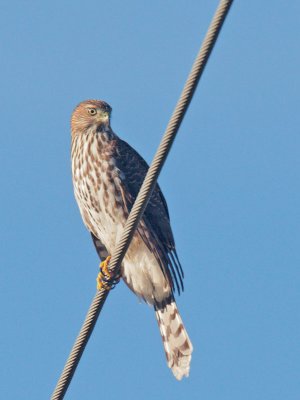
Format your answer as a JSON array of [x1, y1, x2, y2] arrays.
[[1, 1, 299, 399]]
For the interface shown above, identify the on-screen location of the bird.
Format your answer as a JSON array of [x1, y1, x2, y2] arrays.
[[71, 99, 193, 380]]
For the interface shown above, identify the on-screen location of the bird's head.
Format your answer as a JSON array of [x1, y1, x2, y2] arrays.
[[71, 99, 112, 137]]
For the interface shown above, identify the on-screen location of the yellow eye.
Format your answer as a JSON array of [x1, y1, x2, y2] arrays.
[[88, 108, 97, 116]]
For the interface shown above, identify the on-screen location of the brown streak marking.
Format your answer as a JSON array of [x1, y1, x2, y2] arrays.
[[169, 308, 179, 321], [95, 159, 101, 168], [179, 340, 190, 352], [87, 135, 92, 157], [164, 351, 171, 362], [174, 324, 184, 338]]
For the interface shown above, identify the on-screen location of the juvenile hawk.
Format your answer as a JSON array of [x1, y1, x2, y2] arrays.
[[71, 100, 193, 379]]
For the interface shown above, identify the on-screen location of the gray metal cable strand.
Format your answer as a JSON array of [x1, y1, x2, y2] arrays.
[[51, 1, 233, 398]]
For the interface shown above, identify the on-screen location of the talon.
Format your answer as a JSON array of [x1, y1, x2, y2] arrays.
[[96, 256, 120, 291], [100, 255, 111, 277], [96, 271, 111, 291]]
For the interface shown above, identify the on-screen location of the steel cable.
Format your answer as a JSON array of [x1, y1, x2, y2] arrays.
[[51, 1, 233, 398]]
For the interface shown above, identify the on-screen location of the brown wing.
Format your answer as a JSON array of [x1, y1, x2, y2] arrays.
[[114, 138, 184, 294]]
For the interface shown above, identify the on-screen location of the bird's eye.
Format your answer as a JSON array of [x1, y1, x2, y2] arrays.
[[88, 108, 97, 116]]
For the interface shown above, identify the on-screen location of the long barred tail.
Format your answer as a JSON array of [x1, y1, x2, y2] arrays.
[[155, 301, 193, 380]]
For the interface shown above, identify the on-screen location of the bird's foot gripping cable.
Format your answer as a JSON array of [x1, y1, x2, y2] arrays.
[[97, 256, 121, 291]]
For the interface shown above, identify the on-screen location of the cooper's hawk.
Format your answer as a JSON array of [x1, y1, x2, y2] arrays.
[[71, 99, 193, 379]]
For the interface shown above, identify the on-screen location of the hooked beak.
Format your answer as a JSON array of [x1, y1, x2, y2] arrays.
[[97, 111, 110, 123]]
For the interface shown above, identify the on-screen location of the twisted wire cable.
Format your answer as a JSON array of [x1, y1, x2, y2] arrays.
[[51, 1, 233, 398]]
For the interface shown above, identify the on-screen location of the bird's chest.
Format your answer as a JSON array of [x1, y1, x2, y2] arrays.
[[72, 135, 127, 250]]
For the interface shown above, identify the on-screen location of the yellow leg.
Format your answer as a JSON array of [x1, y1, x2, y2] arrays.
[[100, 256, 111, 277], [97, 256, 117, 291]]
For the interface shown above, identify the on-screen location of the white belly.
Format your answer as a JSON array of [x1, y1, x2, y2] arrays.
[[122, 236, 171, 304]]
